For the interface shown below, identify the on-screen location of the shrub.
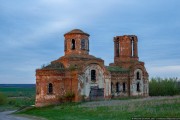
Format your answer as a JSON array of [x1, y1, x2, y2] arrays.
[[0, 92, 7, 105], [64, 91, 75, 102], [149, 77, 179, 96]]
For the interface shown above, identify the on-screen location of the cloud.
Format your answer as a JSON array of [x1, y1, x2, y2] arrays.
[[0, 0, 124, 49], [0, 0, 180, 83], [5, 20, 73, 47], [148, 65, 180, 78]]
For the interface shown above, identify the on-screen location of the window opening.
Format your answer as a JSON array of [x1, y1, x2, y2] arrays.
[[71, 39, 75, 50], [123, 82, 126, 92], [81, 39, 85, 50], [48, 83, 53, 94], [91, 70, 96, 81]]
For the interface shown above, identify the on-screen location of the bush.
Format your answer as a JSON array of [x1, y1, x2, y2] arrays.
[[149, 77, 179, 96], [0, 92, 7, 105], [64, 91, 75, 102]]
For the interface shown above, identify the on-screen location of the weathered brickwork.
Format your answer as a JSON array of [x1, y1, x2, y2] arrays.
[[109, 35, 149, 97], [35, 29, 149, 107]]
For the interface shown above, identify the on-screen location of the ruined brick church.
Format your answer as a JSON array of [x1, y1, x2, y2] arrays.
[[35, 29, 149, 107]]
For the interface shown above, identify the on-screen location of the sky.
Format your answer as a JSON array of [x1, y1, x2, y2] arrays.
[[0, 0, 180, 84]]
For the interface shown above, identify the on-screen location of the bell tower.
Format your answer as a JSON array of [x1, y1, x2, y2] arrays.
[[113, 35, 139, 66], [64, 29, 90, 56]]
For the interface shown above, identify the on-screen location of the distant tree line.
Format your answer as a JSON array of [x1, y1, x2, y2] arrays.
[[149, 77, 180, 96]]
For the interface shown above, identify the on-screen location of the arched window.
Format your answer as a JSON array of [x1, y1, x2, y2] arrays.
[[64, 39, 67, 51], [116, 42, 119, 57], [111, 82, 113, 93], [81, 39, 85, 50], [48, 83, 53, 94], [137, 82, 140, 92], [71, 39, 75, 50], [91, 70, 96, 81], [88, 40, 89, 51], [123, 82, 126, 92], [137, 71, 140, 80], [116, 82, 120, 92], [131, 39, 134, 57]]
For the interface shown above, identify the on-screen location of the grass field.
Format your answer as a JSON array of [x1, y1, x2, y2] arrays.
[[1, 81, 180, 120], [0, 84, 35, 97], [0, 84, 35, 111], [19, 96, 180, 120]]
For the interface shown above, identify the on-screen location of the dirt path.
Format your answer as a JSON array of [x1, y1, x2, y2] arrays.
[[0, 110, 46, 120]]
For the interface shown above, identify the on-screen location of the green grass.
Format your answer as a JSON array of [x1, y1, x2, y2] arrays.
[[106, 66, 129, 72], [0, 94, 35, 111], [7, 97, 35, 107], [0, 86, 35, 111], [0, 80, 180, 119], [0, 87, 35, 97], [19, 97, 180, 120]]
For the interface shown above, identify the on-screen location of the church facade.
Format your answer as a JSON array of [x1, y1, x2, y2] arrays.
[[35, 29, 149, 107]]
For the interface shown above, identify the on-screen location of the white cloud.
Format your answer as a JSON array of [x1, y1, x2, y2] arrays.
[[148, 65, 180, 78]]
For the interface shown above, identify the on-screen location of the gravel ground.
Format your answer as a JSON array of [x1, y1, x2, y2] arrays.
[[0, 111, 32, 120], [0, 110, 46, 120], [80, 95, 180, 108]]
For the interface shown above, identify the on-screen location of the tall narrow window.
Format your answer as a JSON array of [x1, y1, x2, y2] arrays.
[[48, 83, 53, 94], [119, 42, 121, 56], [64, 40, 67, 51], [116, 42, 119, 57], [111, 82, 113, 93], [88, 40, 89, 51], [116, 82, 120, 92], [137, 72, 140, 80], [131, 38, 134, 57], [81, 39, 85, 50], [137, 82, 140, 92], [71, 39, 75, 50], [123, 82, 126, 92], [91, 70, 96, 81]]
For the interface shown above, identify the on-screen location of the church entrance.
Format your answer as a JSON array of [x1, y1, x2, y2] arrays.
[[89, 86, 104, 100]]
